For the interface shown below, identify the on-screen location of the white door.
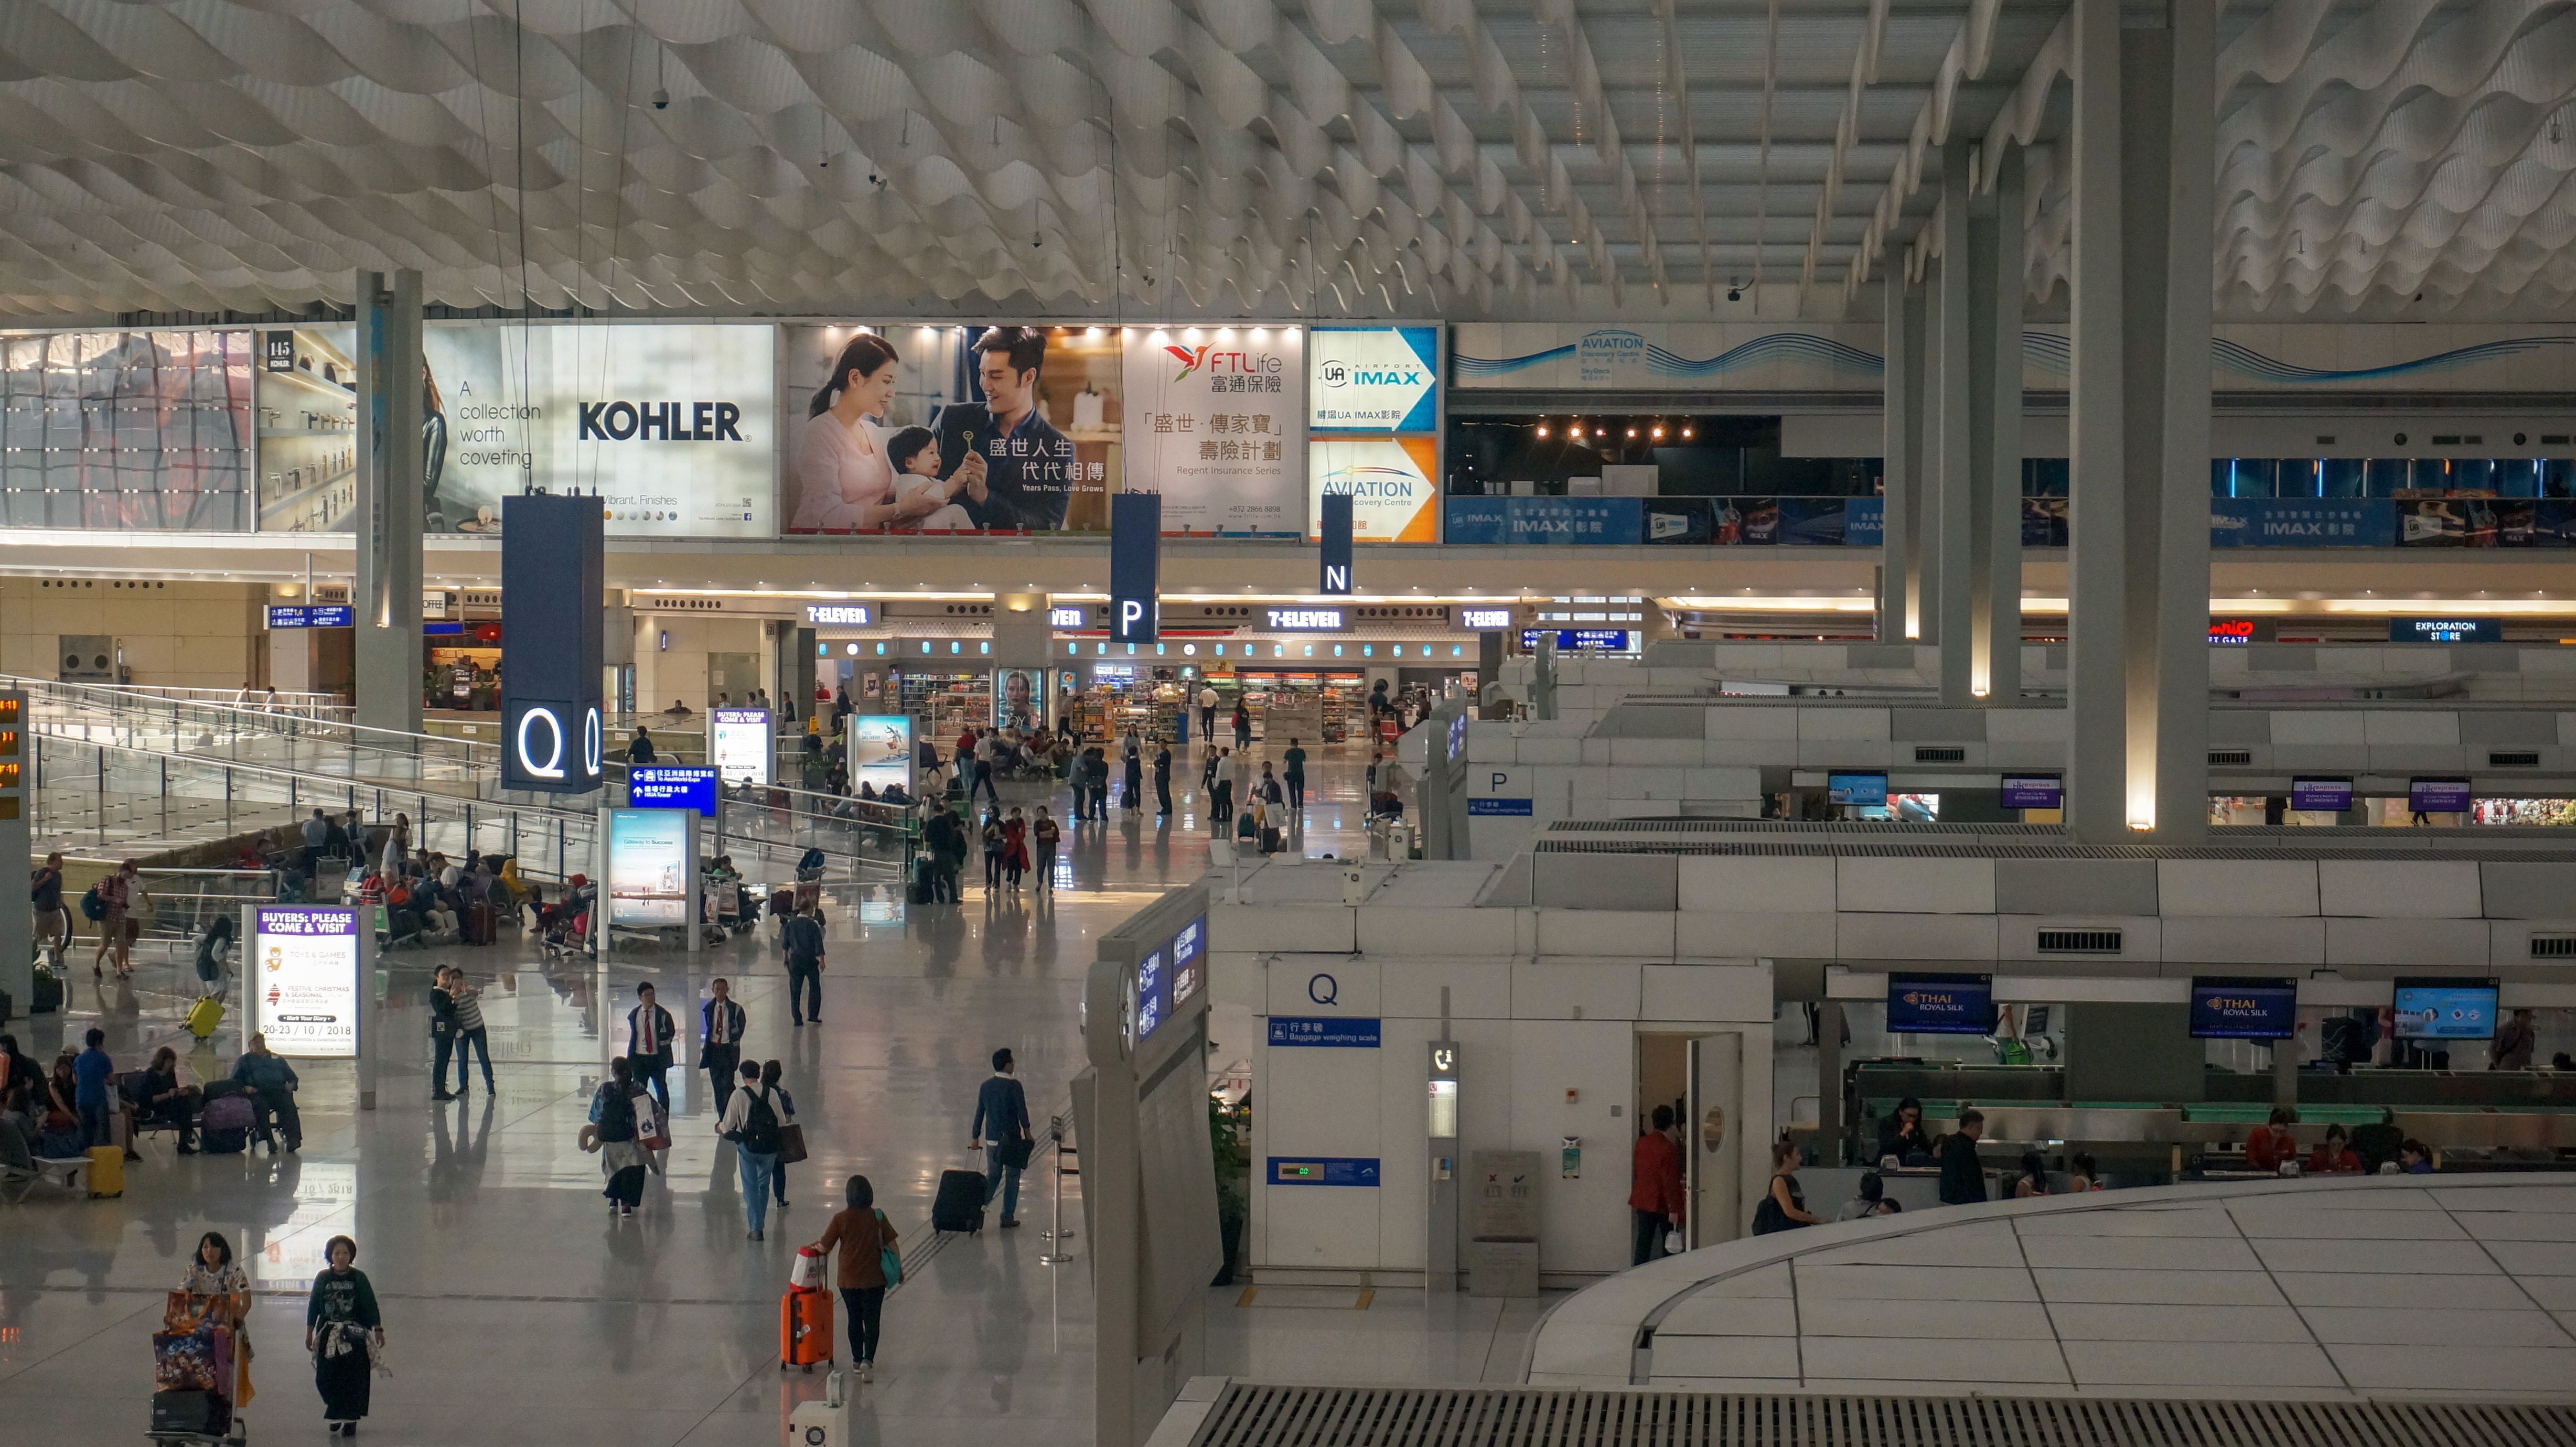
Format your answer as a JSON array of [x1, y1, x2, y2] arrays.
[[1687, 1033, 1745, 1248]]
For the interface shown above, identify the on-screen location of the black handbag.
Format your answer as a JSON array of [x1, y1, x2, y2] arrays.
[[1000, 1137, 1035, 1171]]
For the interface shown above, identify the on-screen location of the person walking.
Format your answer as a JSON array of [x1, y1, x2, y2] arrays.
[[1210, 748, 1235, 828], [806, 1175, 897, 1384], [305, 1235, 382, 1437], [922, 805, 965, 903], [761, 1059, 797, 1210], [180, 1232, 254, 1406], [1936, 1109, 1989, 1205], [1231, 703, 1252, 752], [446, 967, 495, 1096], [1122, 740, 1144, 812], [701, 978, 746, 1115], [972, 729, 1001, 809], [980, 809, 1005, 893], [29, 851, 67, 968], [428, 966, 461, 1102], [718, 1060, 786, 1240], [384, 814, 410, 875], [96, 857, 143, 980], [1753, 1141, 1826, 1234], [589, 1056, 649, 1216], [970, 1048, 1034, 1228], [1067, 743, 1089, 820], [624, 983, 676, 1115], [1031, 806, 1060, 890], [1002, 807, 1030, 890], [194, 913, 236, 1003], [1628, 1104, 1685, 1265], [1197, 683, 1219, 740], [1153, 741, 1173, 817], [1282, 738, 1307, 814], [627, 726, 657, 764], [2492, 1008, 2539, 1071], [782, 902, 825, 1027]]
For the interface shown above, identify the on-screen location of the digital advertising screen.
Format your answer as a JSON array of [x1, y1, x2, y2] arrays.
[[1167, 914, 1207, 1011], [710, 708, 771, 787], [252, 906, 361, 1058], [1828, 771, 1890, 807], [994, 668, 1046, 731], [2392, 977, 2499, 1040], [2290, 776, 2353, 812], [2409, 776, 2472, 813], [628, 765, 718, 817], [845, 715, 913, 797], [1999, 774, 2062, 809], [2189, 977, 2299, 1040], [1885, 972, 1997, 1036], [605, 807, 690, 927]]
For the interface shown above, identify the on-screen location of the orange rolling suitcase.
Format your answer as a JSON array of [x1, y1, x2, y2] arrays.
[[780, 1287, 832, 1373]]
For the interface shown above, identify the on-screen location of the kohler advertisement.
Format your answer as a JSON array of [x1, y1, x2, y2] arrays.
[[256, 322, 776, 538]]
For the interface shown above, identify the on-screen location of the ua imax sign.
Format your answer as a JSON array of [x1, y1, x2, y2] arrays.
[[1310, 326, 1439, 433]]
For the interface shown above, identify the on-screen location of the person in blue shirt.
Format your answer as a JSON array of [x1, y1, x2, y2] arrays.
[[939, 327, 1079, 532], [231, 1032, 303, 1152], [969, 1048, 1034, 1227], [72, 1029, 115, 1149]]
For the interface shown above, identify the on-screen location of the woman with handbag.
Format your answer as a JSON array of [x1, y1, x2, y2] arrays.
[[178, 1231, 255, 1407], [305, 1235, 382, 1436], [807, 1175, 898, 1384], [761, 1059, 801, 1209]]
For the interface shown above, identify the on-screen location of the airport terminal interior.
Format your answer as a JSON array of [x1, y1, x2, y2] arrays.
[[7, 2, 2576, 1445]]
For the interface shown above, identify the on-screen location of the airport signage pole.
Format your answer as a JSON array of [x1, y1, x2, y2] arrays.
[[1110, 492, 1160, 644], [1318, 492, 1354, 595]]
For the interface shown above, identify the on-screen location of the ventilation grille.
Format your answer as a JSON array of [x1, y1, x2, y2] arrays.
[[2491, 750, 2542, 768], [2532, 935, 2576, 959], [2209, 749, 2254, 766], [1185, 1384, 2576, 1447], [1911, 746, 1967, 763], [2036, 928, 2124, 954]]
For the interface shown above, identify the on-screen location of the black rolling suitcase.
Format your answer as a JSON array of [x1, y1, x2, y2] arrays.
[[932, 1168, 986, 1233], [908, 858, 935, 906]]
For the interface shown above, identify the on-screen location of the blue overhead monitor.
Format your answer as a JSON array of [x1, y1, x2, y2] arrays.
[[1885, 972, 1997, 1036], [2189, 977, 2299, 1040], [2289, 776, 2352, 812], [1828, 771, 1889, 807], [2392, 977, 2498, 1041]]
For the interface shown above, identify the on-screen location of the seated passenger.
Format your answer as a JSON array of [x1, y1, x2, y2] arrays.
[[1836, 1170, 1888, 1222], [2398, 1138, 2435, 1174], [2066, 1151, 2103, 1192], [134, 1045, 200, 1154], [2307, 1123, 2363, 1175], [2244, 1107, 2298, 1172], [230, 1034, 302, 1152], [422, 901, 459, 944], [2012, 1152, 2051, 1198]]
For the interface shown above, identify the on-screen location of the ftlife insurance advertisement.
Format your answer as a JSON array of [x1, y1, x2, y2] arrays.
[[1120, 326, 1307, 535]]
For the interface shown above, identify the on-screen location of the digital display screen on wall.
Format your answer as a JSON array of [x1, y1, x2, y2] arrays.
[[1885, 972, 1997, 1035], [2392, 978, 2498, 1040], [2290, 776, 2353, 812], [845, 715, 913, 797], [259, 322, 775, 537], [2189, 977, 2299, 1040], [1168, 914, 1206, 1010], [1999, 774, 2062, 809], [2409, 776, 2472, 813], [2, 329, 254, 531], [1828, 771, 1890, 807]]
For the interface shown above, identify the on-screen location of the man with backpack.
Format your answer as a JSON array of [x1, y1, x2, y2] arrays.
[[718, 1060, 785, 1240]]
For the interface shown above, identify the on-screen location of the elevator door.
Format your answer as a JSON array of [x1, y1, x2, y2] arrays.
[[1688, 1033, 1745, 1248]]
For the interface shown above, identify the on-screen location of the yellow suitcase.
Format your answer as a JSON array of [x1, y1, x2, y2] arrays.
[[87, 1144, 124, 1197], [186, 995, 224, 1039]]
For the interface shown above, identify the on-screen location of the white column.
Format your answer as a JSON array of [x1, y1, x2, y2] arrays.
[[1883, 283, 1929, 641], [1933, 138, 1976, 706], [2154, 1, 2216, 841], [1973, 147, 2026, 704], [2064, 0, 2129, 843], [354, 269, 424, 734]]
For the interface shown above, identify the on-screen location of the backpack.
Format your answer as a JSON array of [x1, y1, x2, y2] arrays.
[[741, 1088, 781, 1156], [80, 885, 106, 922], [597, 1086, 637, 1143]]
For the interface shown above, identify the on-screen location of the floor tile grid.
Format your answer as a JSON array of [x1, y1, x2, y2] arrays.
[[2007, 1213, 2079, 1392], [2226, 1202, 2361, 1396]]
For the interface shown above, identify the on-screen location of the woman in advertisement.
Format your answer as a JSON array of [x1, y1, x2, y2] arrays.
[[996, 668, 1041, 733], [790, 333, 973, 532]]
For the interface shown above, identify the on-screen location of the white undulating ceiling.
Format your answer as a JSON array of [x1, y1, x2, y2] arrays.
[[0, 1, 2571, 321]]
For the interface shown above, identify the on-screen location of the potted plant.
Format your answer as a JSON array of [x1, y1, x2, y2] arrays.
[[1209, 1092, 1251, 1286], [30, 960, 63, 1014]]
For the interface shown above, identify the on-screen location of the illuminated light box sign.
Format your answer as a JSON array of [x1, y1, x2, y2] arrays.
[[267, 605, 353, 629], [1468, 797, 1534, 816], [845, 715, 913, 796], [2208, 619, 2256, 645], [2189, 976, 2298, 1040], [1999, 774, 2063, 809], [628, 765, 717, 817], [1264, 608, 1346, 632], [1168, 914, 1207, 1011], [1048, 607, 1087, 629], [1310, 326, 1439, 433], [1266, 1017, 1381, 1048], [2393, 977, 2498, 1040], [1519, 629, 1637, 652], [805, 603, 873, 626], [1459, 608, 1512, 630], [252, 906, 361, 1059], [605, 807, 690, 927], [2290, 776, 2353, 812], [1885, 971, 1997, 1035], [710, 708, 771, 787], [1136, 944, 1168, 1040], [2391, 618, 2502, 643], [1828, 771, 1889, 807], [2409, 776, 2472, 813]]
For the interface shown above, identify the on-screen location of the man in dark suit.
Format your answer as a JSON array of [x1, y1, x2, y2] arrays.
[[625, 982, 677, 1114], [969, 1048, 1034, 1227], [700, 977, 747, 1117], [938, 327, 1079, 532]]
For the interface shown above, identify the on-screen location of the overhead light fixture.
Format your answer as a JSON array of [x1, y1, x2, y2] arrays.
[[1536, 424, 1550, 438]]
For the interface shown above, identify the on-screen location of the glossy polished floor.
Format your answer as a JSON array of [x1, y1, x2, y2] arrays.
[[4, 749, 1547, 1446]]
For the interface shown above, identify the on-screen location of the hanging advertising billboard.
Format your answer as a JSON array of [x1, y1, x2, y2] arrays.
[[1310, 326, 1438, 432], [0, 329, 255, 531], [1311, 436, 1440, 542], [1121, 325, 1306, 534], [780, 323, 1121, 533], [256, 322, 776, 537], [252, 906, 362, 1059]]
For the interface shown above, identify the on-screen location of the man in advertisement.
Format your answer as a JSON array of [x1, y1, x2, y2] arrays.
[[940, 327, 1076, 531]]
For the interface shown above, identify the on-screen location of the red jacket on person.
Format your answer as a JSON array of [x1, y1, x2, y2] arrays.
[[1629, 1131, 1685, 1221]]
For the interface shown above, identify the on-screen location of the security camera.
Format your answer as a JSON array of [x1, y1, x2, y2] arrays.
[[650, 87, 669, 110]]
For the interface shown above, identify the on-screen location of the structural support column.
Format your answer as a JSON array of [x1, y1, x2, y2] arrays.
[[1878, 278, 1924, 644], [2067, 0, 2213, 843], [1933, 138, 1975, 705], [354, 269, 424, 734], [1970, 146, 2026, 704]]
